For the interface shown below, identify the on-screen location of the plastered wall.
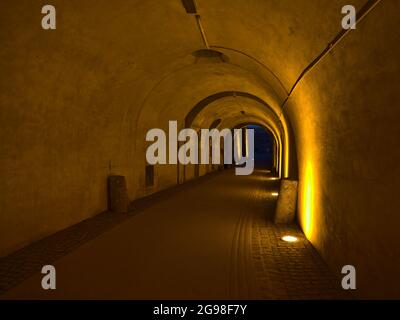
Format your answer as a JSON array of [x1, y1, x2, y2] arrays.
[[287, 1, 400, 298]]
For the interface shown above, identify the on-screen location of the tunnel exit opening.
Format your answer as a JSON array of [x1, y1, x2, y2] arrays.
[[246, 125, 274, 172], [233, 123, 278, 175]]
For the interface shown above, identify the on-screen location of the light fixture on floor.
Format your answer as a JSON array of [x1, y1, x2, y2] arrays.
[[281, 235, 298, 242], [271, 192, 279, 196]]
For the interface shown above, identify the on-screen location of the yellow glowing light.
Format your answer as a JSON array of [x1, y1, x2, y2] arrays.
[[281, 235, 298, 242], [303, 161, 314, 239], [271, 192, 279, 196]]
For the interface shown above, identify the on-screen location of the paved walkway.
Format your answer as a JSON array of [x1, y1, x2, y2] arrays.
[[0, 170, 345, 299]]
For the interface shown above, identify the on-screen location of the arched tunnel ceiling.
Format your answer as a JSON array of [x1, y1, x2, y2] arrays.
[[186, 92, 281, 128], [2, 0, 368, 147], [190, 95, 282, 143], [2, 0, 368, 197], [128, 0, 365, 131], [134, 62, 283, 135], [200, 0, 366, 90], [3, 0, 368, 125]]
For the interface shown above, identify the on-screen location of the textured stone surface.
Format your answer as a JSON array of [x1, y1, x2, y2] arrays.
[[286, 1, 400, 298], [0, 0, 399, 298], [274, 179, 298, 224]]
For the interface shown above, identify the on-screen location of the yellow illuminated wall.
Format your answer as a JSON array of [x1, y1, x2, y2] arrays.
[[287, 82, 320, 245], [301, 161, 314, 240]]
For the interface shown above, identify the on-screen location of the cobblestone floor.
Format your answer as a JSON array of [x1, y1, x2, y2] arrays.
[[0, 169, 348, 299], [251, 217, 348, 299]]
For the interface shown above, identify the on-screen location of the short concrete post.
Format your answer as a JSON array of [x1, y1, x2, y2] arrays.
[[274, 179, 298, 224], [107, 175, 128, 213]]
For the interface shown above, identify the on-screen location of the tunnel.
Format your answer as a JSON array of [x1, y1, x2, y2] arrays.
[[0, 0, 399, 300]]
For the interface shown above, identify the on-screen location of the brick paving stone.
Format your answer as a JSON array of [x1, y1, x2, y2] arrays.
[[250, 209, 350, 299], [0, 170, 351, 299]]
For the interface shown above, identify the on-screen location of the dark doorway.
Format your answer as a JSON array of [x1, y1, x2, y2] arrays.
[[246, 125, 274, 170]]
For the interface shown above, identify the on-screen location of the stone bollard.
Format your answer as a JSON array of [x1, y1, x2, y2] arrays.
[[274, 179, 298, 224], [107, 175, 128, 213]]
